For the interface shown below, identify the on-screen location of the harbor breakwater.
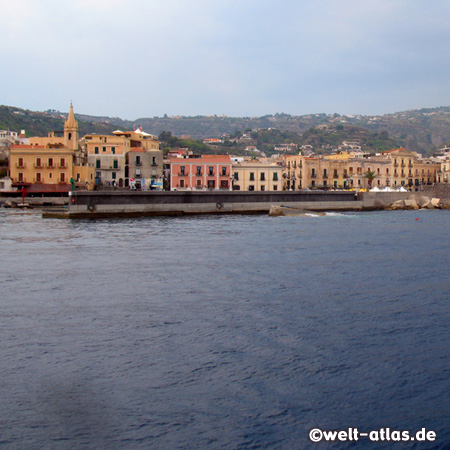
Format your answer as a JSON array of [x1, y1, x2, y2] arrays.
[[39, 190, 437, 218]]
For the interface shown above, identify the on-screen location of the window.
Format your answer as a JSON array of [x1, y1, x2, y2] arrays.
[[273, 185, 278, 190], [222, 166, 227, 176], [49, 173, 53, 179], [48, 158, 54, 168], [136, 168, 141, 177], [234, 172, 239, 181], [260, 185, 265, 191], [273, 172, 278, 181], [111, 147, 115, 155], [18, 172, 24, 182], [36, 173, 42, 183], [96, 160, 101, 169], [60, 158, 66, 168], [249, 172, 255, 181], [311, 180, 315, 187], [95, 147, 99, 154], [102, 147, 106, 152], [179, 179, 185, 188], [333, 169, 338, 178], [209, 166, 214, 176], [112, 172, 116, 180], [311, 168, 316, 177], [249, 185, 255, 191], [220, 180, 229, 189], [152, 157, 157, 166], [196, 179, 202, 188], [136, 156, 141, 166], [180, 166, 185, 175], [323, 169, 327, 177], [323, 180, 327, 187], [196, 166, 202, 176], [260, 172, 265, 181], [35, 157, 41, 168], [113, 160, 118, 169], [60, 173, 65, 183]]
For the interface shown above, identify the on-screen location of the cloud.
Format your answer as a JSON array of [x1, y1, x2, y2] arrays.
[[1, 0, 449, 117]]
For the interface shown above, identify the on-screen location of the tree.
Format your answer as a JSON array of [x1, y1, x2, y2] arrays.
[[364, 170, 377, 188]]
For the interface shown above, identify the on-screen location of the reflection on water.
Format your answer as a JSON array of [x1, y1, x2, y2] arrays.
[[0, 209, 449, 449]]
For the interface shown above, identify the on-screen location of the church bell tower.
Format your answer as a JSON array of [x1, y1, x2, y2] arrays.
[[64, 103, 79, 151]]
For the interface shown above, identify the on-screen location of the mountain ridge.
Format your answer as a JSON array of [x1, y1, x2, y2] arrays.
[[1, 105, 449, 156]]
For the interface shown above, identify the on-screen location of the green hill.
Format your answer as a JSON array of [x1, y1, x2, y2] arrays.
[[1, 105, 449, 156]]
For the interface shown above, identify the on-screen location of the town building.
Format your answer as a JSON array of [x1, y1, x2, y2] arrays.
[[169, 155, 232, 190], [232, 160, 283, 191], [9, 104, 94, 194], [126, 148, 164, 190], [82, 128, 160, 188], [283, 148, 440, 191]]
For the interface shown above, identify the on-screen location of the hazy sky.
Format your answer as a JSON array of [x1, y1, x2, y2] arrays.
[[2, 0, 449, 119]]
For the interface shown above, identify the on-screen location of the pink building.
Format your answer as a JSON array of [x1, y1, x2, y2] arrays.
[[170, 155, 232, 190]]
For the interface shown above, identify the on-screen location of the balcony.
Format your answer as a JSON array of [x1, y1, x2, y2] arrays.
[[33, 163, 43, 168], [33, 178, 43, 184], [58, 164, 67, 169], [311, 173, 317, 178], [178, 172, 188, 176], [15, 162, 26, 168], [47, 163, 55, 168]]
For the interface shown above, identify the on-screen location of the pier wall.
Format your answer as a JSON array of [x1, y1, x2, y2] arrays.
[[66, 191, 361, 217]]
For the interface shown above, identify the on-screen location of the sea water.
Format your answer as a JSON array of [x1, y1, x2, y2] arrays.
[[0, 209, 449, 449]]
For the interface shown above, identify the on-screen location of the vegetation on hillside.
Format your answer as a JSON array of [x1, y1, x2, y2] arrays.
[[1, 104, 449, 156]]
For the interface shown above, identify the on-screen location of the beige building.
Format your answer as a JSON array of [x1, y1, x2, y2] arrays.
[[232, 161, 283, 191], [127, 148, 164, 190], [283, 148, 440, 191], [82, 128, 160, 187]]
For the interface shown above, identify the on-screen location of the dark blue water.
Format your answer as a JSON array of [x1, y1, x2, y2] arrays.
[[0, 209, 449, 449]]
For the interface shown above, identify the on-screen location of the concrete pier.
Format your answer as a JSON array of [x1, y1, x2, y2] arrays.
[[44, 190, 362, 218]]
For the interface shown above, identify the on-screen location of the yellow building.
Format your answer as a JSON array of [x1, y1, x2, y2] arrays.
[[9, 104, 94, 193], [232, 161, 283, 191]]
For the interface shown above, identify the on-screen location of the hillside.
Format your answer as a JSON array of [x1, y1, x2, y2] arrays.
[[0, 106, 118, 137], [1, 105, 449, 156]]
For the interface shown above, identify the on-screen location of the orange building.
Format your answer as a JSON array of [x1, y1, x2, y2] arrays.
[[9, 104, 94, 193], [170, 155, 232, 190]]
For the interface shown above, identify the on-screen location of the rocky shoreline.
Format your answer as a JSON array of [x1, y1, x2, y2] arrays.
[[385, 194, 450, 211]]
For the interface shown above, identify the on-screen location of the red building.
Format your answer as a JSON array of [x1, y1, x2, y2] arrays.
[[170, 155, 232, 190]]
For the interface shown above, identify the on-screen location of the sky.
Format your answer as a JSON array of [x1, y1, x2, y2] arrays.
[[2, 0, 449, 119]]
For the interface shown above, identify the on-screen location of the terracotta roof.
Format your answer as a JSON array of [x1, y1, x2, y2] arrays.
[[381, 148, 407, 154], [129, 147, 145, 152], [169, 155, 231, 163], [11, 144, 45, 149]]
